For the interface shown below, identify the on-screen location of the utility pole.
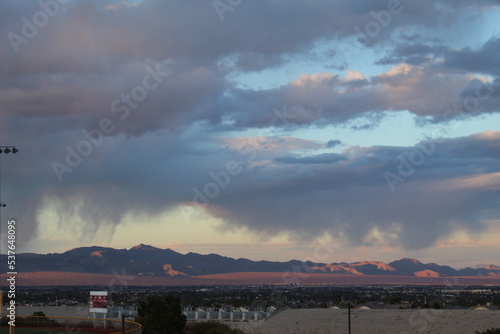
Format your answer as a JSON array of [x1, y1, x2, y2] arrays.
[[122, 314, 134, 334], [348, 305, 351, 334]]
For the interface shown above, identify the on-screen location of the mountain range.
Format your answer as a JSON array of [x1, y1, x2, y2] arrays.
[[1, 244, 499, 278]]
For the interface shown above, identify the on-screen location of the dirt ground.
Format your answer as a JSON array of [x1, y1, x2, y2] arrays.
[[249, 308, 500, 334], [3, 306, 90, 318]]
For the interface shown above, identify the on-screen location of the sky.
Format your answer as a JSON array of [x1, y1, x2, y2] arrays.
[[1, 0, 500, 269]]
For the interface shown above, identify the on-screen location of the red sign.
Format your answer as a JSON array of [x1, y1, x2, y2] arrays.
[[89, 291, 108, 313]]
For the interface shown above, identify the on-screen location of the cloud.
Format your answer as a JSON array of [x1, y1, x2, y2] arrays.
[[444, 36, 500, 76], [378, 36, 500, 77], [376, 43, 448, 65], [6, 129, 499, 251], [187, 132, 500, 249], [1, 0, 500, 139], [274, 153, 348, 165], [326, 139, 342, 148]]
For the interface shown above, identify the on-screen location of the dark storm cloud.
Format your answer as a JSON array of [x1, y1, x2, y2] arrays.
[[2, 0, 499, 136], [378, 36, 500, 77], [5, 130, 499, 250], [1, 0, 500, 249], [199, 133, 500, 249], [444, 36, 500, 76]]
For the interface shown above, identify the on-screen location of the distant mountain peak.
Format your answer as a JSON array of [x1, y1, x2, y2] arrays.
[[482, 265, 500, 270], [399, 258, 422, 264], [351, 261, 396, 271], [130, 244, 159, 250], [63, 245, 113, 255]]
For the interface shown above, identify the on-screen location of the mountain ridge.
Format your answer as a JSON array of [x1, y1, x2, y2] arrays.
[[1, 244, 498, 278]]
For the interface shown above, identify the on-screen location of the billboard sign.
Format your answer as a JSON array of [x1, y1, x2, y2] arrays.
[[89, 291, 108, 313]]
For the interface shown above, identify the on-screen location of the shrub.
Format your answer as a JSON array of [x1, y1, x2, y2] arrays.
[[191, 321, 244, 334], [476, 328, 500, 334]]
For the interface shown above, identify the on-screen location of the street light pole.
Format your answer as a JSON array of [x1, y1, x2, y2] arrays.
[[0, 146, 19, 334], [0, 146, 19, 227], [0, 146, 19, 224]]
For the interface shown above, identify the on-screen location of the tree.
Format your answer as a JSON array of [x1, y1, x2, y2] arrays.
[[135, 295, 186, 334], [389, 296, 402, 305], [31, 311, 47, 317], [475, 329, 500, 334]]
